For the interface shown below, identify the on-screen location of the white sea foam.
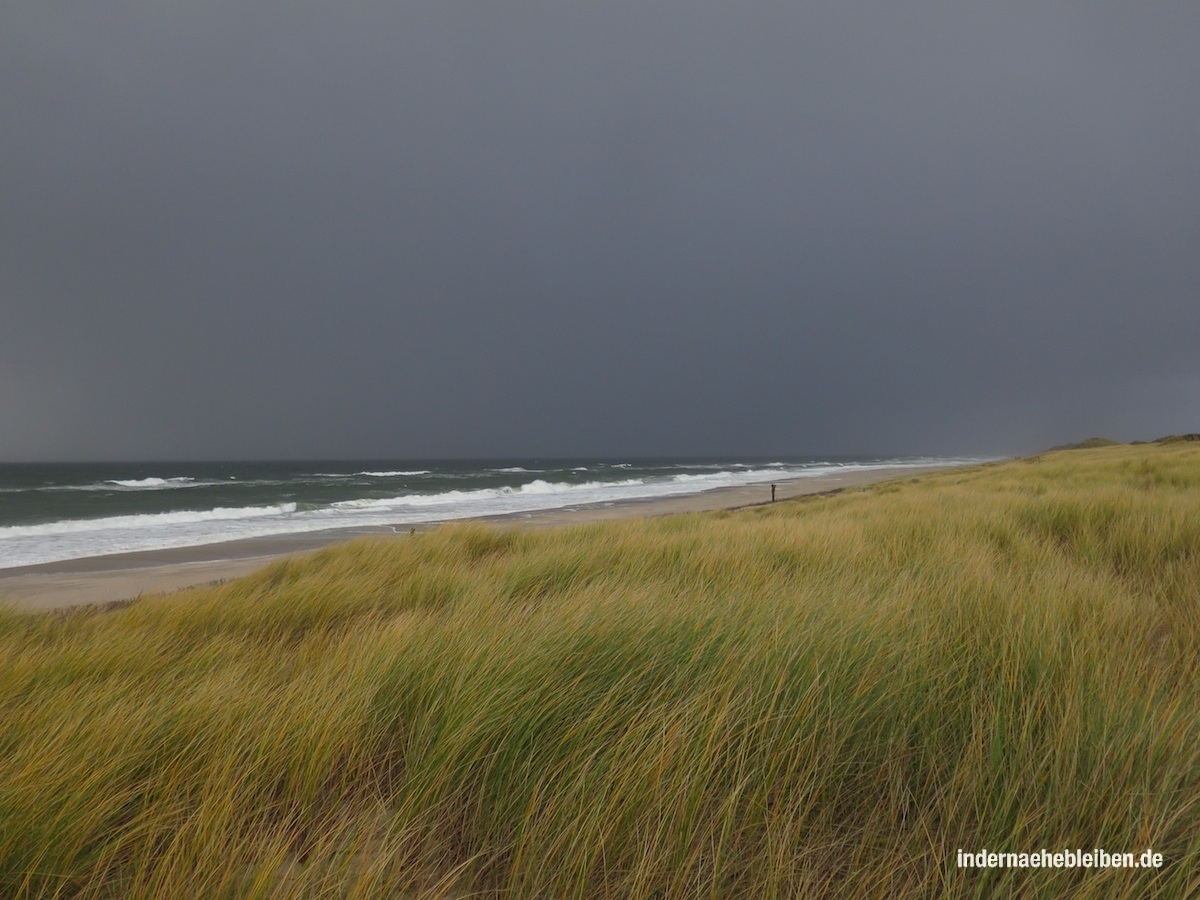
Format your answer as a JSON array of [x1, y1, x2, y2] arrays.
[[312, 470, 431, 478], [106, 475, 190, 489], [327, 479, 647, 512], [490, 466, 539, 473], [4, 503, 297, 537], [357, 470, 432, 477], [106, 477, 196, 489], [29, 480, 234, 494]]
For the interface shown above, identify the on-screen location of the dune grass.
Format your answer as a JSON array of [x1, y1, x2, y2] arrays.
[[2, 443, 1200, 897]]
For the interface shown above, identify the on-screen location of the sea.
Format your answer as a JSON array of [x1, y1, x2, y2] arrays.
[[0, 456, 979, 570]]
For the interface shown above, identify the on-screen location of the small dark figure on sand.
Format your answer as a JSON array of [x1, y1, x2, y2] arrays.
[[771, 484, 777, 503]]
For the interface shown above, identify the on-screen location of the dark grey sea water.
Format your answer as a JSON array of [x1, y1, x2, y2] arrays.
[[0, 457, 978, 568]]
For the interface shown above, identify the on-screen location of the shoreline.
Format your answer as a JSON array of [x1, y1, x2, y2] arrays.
[[0, 465, 947, 611]]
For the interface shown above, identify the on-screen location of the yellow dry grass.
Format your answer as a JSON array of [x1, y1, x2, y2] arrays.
[[2, 443, 1199, 897]]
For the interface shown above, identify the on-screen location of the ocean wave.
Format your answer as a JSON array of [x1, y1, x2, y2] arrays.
[[33, 477, 224, 492], [328, 478, 647, 511], [0, 503, 298, 538], [311, 470, 431, 478], [358, 470, 432, 477], [519, 478, 643, 494], [106, 477, 197, 489]]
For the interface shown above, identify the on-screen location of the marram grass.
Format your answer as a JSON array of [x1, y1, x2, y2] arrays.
[[2, 443, 1200, 897]]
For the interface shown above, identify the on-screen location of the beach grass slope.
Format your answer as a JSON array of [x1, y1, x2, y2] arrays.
[[2, 443, 1200, 897]]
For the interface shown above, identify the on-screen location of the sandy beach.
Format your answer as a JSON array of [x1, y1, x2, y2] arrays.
[[0, 465, 941, 612]]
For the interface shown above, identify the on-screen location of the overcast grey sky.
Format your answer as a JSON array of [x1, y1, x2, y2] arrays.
[[2, 2, 1197, 460]]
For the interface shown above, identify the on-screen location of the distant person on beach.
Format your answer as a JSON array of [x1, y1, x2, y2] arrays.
[[771, 484, 777, 503]]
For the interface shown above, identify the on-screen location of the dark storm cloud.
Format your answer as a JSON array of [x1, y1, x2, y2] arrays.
[[2, 2, 1198, 459]]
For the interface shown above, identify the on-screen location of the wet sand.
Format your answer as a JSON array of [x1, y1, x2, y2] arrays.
[[0, 465, 944, 611]]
